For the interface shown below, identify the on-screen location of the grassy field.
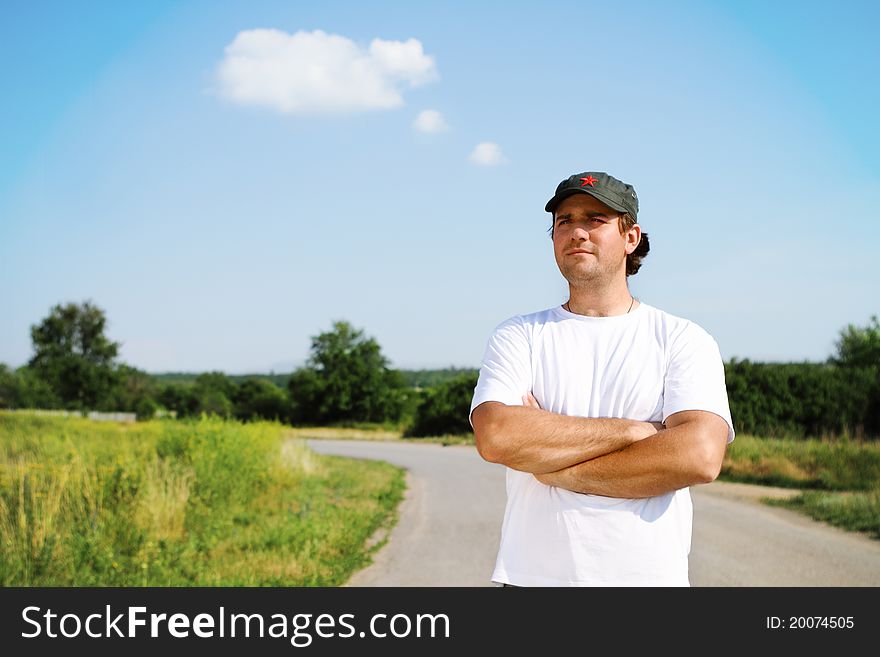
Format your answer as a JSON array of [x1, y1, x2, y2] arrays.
[[722, 433, 880, 539], [722, 433, 880, 491], [0, 412, 405, 586]]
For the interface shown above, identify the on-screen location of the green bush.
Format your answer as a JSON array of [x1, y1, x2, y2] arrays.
[[725, 360, 879, 439], [405, 373, 478, 438], [232, 378, 288, 423], [0, 365, 61, 409], [134, 397, 159, 421], [158, 383, 200, 418]]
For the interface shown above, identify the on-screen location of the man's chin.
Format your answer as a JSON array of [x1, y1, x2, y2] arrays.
[[559, 265, 600, 283]]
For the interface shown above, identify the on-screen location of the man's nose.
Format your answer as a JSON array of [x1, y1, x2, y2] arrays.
[[570, 224, 590, 241]]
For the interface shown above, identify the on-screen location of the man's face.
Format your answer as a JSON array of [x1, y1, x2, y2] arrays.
[[552, 194, 638, 287]]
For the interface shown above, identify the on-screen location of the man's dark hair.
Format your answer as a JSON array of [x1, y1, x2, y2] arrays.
[[549, 212, 650, 277]]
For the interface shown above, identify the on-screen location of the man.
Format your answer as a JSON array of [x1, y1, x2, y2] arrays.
[[470, 171, 734, 586]]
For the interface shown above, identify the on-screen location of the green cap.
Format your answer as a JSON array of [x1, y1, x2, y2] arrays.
[[544, 171, 639, 221]]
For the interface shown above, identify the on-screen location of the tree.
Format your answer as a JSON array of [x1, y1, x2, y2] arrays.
[[287, 368, 324, 424], [0, 364, 13, 408], [107, 363, 160, 414], [829, 315, 880, 437], [158, 383, 200, 418], [193, 371, 235, 418], [405, 372, 478, 437], [232, 378, 288, 422], [27, 300, 121, 410], [0, 364, 60, 409], [831, 315, 880, 369], [288, 321, 404, 424], [197, 389, 234, 418], [193, 371, 236, 399], [134, 396, 159, 421]]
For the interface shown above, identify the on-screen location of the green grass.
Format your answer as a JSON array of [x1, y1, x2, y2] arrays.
[[0, 411, 404, 586], [765, 491, 880, 540], [721, 433, 880, 491], [722, 433, 880, 539]]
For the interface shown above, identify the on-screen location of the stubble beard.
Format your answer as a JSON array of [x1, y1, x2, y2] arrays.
[[558, 257, 618, 291]]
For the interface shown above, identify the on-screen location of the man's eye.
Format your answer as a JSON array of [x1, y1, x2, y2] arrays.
[[558, 219, 571, 225]]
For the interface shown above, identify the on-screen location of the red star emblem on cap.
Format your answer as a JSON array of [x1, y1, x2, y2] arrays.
[[580, 175, 598, 187]]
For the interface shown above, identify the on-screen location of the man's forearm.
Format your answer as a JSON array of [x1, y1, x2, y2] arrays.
[[534, 420, 720, 498], [472, 401, 659, 474]]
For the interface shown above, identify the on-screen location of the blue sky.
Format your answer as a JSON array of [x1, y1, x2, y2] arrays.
[[2, 0, 878, 374]]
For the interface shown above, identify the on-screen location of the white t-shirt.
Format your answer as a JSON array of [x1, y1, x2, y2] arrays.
[[469, 301, 735, 587]]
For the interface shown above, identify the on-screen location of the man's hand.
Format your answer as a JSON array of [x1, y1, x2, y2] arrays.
[[521, 392, 541, 409]]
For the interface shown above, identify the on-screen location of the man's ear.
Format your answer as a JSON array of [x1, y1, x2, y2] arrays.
[[625, 224, 641, 254]]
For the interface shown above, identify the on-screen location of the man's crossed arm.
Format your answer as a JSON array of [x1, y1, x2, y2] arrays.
[[470, 395, 729, 498]]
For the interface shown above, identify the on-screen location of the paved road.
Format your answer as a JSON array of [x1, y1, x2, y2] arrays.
[[306, 439, 880, 587]]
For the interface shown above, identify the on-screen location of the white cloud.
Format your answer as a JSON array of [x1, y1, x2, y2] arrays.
[[469, 142, 505, 166], [413, 109, 449, 133], [216, 29, 438, 114]]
